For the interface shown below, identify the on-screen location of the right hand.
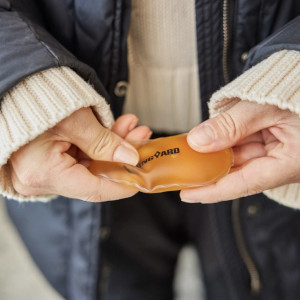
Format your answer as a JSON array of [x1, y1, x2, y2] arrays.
[[9, 107, 151, 202], [181, 101, 300, 203]]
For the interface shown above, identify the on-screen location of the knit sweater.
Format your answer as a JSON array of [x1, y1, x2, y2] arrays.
[[1, 52, 300, 207], [124, 0, 201, 133]]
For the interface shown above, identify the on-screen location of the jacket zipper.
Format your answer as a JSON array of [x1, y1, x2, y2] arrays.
[[222, 0, 262, 295], [232, 200, 261, 295], [222, 0, 231, 84]]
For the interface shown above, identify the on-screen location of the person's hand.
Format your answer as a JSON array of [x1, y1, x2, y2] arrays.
[[9, 108, 151, 201], [180, 101, 300, 203]]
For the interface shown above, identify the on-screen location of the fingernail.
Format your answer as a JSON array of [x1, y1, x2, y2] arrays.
[[188, 124, 216, 147], [113, 143, 139, 165], [128, 117, 139, 131], [145, 131, 153, 140]]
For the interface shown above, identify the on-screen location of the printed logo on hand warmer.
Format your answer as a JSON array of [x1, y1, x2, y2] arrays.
[[137, 148, 180, 168]]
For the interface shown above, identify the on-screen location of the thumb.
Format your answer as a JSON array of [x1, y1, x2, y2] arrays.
[[54, 108, 139, 165], [77, 126, 139, 165], [187, 101, 279, 152]]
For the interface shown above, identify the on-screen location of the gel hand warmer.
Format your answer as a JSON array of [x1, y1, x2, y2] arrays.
[[89, 134, 232, 193]]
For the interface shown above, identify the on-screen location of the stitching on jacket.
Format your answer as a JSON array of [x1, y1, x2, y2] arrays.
[[40, 41, 59, 61], [12, 6, 60, 66]]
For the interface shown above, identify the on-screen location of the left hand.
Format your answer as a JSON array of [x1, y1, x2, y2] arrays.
[[180, 101, 300, 203], [10, 111, 151, 201]]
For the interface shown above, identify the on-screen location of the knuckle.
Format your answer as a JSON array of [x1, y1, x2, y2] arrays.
[[12, 178, 35, 196], [278, 161, 299, 183], [247, 184, 263, 196], [239, 168, 266, 197], [83, 179, 105, 202], [239, 169, 257, 197], [288, 169, 300, 182], [216, 112, 243, 142], [89, 129, 117, 159], [85, 194, 103, 202], [16, 169, 45, 190], [84, 190, 103, 202]]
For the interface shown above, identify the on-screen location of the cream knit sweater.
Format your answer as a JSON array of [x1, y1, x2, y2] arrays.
[[1, 40, 300, 208], [124, 0, 201, 133]]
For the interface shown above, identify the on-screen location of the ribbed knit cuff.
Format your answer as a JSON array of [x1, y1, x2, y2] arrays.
[[0, 67, 114, 202], [209, 50, 300, 209]]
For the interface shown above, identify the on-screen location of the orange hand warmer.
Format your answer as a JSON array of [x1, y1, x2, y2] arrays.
[[89, 134, 232, 193]]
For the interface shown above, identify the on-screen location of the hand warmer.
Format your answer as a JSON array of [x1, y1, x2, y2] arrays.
[[89, 134, 232, 193]]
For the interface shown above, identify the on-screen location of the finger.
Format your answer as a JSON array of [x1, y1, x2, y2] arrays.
[[112, 114, 139, 138], [233, 142, 266, 166], [187, 101, 286, 152], [125, 126, 152, 142], [112, 115, 152, 142], [180, 156, 286, 203], [51, 108, 139, 165]]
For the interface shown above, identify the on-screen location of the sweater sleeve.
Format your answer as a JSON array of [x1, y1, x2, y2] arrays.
[[209, 50, 300, 209], [0, 67, 114, 202]]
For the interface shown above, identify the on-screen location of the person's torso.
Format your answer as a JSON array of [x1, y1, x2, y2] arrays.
[[7, 1, 300, 299]]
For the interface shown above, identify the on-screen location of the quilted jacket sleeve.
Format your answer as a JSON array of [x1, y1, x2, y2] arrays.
[[0, 0, 108, 101], [245, 16, 300, 69]]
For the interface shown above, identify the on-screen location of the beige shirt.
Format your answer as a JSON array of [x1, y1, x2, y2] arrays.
[[124, 0, 201, 133]]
